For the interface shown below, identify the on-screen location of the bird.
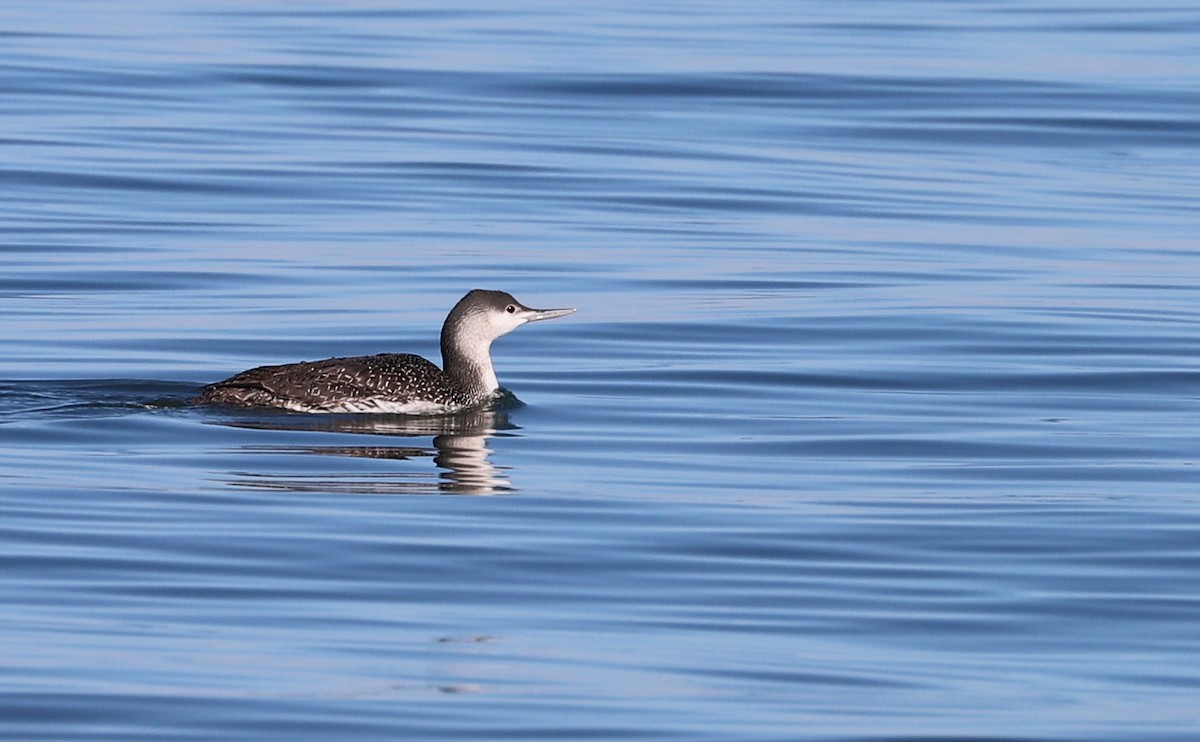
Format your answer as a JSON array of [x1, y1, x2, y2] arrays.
[[192, 289, 575, 414]]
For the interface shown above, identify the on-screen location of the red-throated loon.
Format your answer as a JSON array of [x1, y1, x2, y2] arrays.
[[192, 289, 575, 414]]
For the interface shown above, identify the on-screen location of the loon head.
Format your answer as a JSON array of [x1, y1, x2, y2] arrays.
[[440, 289, 575, 394], [444, 289, 576, 344]]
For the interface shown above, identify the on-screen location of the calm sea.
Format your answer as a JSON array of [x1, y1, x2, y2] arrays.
[[2, 1, 1198, 739]]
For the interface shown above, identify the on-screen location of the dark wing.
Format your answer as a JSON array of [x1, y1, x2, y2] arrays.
[[194, 353, 454, 410]]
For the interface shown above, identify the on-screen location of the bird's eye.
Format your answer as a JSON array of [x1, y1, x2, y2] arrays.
[[505, 305, 516, 314]]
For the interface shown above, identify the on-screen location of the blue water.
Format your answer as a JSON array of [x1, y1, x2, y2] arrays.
[[3, 1, 1199, 739]]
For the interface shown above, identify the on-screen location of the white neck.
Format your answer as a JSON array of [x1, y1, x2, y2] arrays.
[[442, 336, 499, 398]]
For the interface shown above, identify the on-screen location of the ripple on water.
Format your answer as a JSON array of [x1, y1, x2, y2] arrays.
[[2, 1, 1200, 740]]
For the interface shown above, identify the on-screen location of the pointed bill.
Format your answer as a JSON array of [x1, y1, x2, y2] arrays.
[[525, 307, 576, 323]]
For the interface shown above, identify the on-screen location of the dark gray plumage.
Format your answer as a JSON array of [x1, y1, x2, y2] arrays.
[[192, 289, 575, 414]]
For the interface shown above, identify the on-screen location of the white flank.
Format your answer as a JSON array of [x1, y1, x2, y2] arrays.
[[281, 397, 463, 415]]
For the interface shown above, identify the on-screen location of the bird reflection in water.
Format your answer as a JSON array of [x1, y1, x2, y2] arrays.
[[209, 406, 517, 495]]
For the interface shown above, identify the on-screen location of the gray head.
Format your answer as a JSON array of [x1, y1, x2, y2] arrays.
[[440, 290, 575, 395], [442, 289, 575, 346]]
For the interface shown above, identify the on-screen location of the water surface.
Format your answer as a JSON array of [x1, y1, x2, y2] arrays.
[[2, 1, 1199, 739]]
